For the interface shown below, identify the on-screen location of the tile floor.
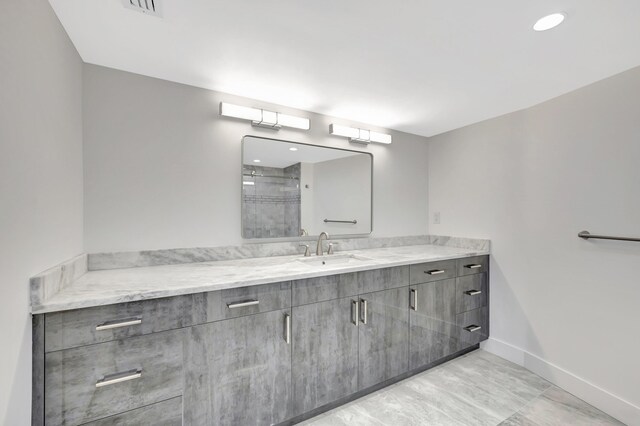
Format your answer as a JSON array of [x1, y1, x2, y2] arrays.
[[300, 350, 624, 426]]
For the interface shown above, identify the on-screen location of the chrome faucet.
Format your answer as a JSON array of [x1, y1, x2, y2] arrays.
[[316, 232, 330, 256]]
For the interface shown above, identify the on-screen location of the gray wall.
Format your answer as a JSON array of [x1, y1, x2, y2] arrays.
[[310, 155, 372, 235], [428, 66, 640, 424], [0, 0, 84, 424], [83, 65, 430, 252]]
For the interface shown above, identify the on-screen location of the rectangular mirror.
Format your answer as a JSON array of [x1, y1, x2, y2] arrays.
[[242, 136, 373, 239]]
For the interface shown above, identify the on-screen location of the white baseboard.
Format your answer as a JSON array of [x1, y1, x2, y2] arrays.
[[480, 337, 640, 426]]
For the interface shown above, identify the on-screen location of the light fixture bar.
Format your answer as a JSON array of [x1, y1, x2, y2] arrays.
[[219, 102, 309, 130], [329, 124, 392, 145]]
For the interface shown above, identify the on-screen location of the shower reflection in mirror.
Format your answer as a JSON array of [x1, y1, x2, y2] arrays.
[[241, 136, 373, 239]]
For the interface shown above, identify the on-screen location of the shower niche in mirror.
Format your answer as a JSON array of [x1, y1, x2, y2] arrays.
[[242, 136, 373, 239]]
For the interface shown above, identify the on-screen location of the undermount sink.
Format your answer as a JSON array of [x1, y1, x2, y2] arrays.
[[296, 253, 372, 267]]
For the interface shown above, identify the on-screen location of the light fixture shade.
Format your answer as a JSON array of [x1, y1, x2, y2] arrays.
[[261, 110, 278, 126], [219, 102, 310, 131], [330, 124, 392, 145], [370, 131, 392, 144], [330, 124, 360, 139], [220, 102, 262, 121], [358, 129, 370, 141], [277, 113, 310, 130]]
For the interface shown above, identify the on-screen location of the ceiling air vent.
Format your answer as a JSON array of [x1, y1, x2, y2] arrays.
[[122, 0, 161, 17]]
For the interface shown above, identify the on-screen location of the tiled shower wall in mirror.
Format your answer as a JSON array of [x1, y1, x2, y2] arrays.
[[242, 163, 301, 238]]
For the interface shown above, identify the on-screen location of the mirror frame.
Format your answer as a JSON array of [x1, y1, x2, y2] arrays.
[[240, 135, 374, 241]]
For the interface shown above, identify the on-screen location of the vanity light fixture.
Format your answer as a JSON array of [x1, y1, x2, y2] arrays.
[[219, 102, 310, 130], [289, 147, 298, 151], [533, 13, 566, 31], [253, 159, 261, 163], [329, 124, 392, 145]]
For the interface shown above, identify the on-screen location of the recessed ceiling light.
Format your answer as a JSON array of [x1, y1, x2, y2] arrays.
[[533, 13, 566, 31], [289, 147, 298, 151], [253, 159, 261, 163]]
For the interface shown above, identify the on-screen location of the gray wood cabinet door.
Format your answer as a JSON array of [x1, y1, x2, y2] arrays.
[[292, 297, 359, 416], [358, 287, 410, 390], [409, 279, 458, 370], [184, 309, 292, 426]]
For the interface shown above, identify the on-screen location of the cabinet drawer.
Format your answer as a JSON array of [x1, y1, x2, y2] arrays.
[[456, 273, 488, 313], [45, 329, 184, 425], [82, 396, 182, 426], [457, 307, 489, 349], [293, 273, 358, 305], [456, 255, 489, 277], [45, 294, 203, 352], [358, 266, 409, 293], [409, 260, 456, 285], [204, 281, 291, 321]]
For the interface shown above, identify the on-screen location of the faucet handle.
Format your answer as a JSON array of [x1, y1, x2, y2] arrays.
[[327, 242, 339, 255], [299, 244, 311, 257]]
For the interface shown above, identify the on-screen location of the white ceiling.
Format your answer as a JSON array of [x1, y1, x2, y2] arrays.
[[49, 0, 640, 137], [243, 137, 362, 169]]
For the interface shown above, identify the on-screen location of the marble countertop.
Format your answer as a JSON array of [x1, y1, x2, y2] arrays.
[[32, 244, 489, 314]]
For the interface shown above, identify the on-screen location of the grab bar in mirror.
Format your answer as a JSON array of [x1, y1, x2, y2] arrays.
[[242, 173, 299, 180], [578, 230, 640, 243], [324, 219, 357, 224]]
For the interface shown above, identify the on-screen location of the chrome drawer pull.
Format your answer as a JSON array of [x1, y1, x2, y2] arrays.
[[464, 325, 482, 333], [284, 313, 291, 344], [227, 299, 260, 309], [410, 289, 417, 311], [96, 368, 142, 388], [360, 299, 368, 324], [425, 269, 445, 275], [464, 264, 483, 269], [464, 290, 482, 296], [352, 300, 359, 326], [96, 317, 142, 331]]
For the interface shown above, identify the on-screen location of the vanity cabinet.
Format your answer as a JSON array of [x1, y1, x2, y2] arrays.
[[291, 297, 359, 415], [81, 397, 183, 426], [357, 287, 410, 390], [409, 278, 458, 369], [45, 328, 185, 425], [184, 309, 293, 426], [455, 259, 489, 351], [457, 306, 489, 348], [35, 255, 489, 426]]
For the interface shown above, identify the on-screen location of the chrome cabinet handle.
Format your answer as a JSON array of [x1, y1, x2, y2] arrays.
[[410, 289, 417, 311], [464, 325, 482, 332], [360, 299, 368, 324], [351, 300, 359, 326], [96, 368, 142, 388], [227, 300, 260, 309], [284, 313, 291, 344], [464, 264, 483, 269], [464, 290, 482, 296], [96, 317, 142, 331], [425, 269, 445, 275]]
